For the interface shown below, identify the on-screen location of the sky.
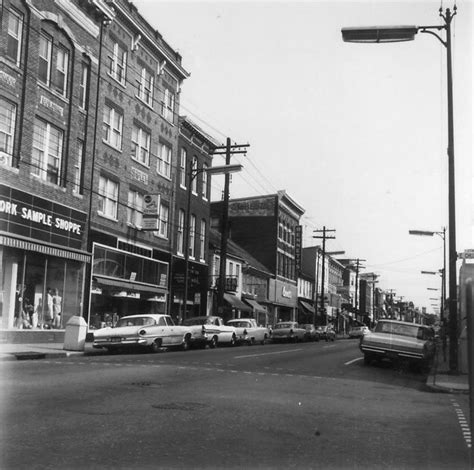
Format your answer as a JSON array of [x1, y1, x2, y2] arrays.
[[134, 0, 473, 314]]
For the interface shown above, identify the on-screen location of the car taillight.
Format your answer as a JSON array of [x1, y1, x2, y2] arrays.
[[139, 329, 146, 336], [243, 329, 248, 336], [202, 325, 206, 334]]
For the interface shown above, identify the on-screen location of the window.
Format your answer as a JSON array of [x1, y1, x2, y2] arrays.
[[103, 105, 123, 150], [199, 219, 206, 261], [38, 33, 52, 85], [158, 203, 169, 238], [98, 176, 119, 219], [160, 87, 175, 122], [180, 148, 187, 188], [38, 33, 70, 97], [127, 190, 143, 227], [157, 142, 171, 178], [177, 209, 185, 255], [79, 61, 90, 110], [202, 164, 209, 199], [7, 8, 23, 65], [0, 98, 16, 165], [31, 118, 63, 185], [189, 215, 196, 258], [73, 139, 84, 194], [191, 157, 198, 194], [131, 125, 150, 166], [137, 67, 154, 106], [55, 46, 69, 96], [108, 41, 127, 85]]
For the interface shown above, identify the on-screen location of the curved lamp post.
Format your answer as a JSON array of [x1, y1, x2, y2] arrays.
[[182, 163, 243, 322], [342, 6, 458, 373]]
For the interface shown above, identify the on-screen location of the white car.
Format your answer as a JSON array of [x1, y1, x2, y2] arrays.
[[182, 316, 237, 348], [92, 314, 193, 353], [226, 318, 271, 345], [348, 325, 370, 338]]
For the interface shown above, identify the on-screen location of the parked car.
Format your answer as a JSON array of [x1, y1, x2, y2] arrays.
[[272, 322, 306, 342], [303, 324, 320, 342], [226, 318, 271, 345], [360, 319, 436, 368], [182, 316, 236, 348], [348, 324, 370, 338], [92, 314, 193, 353], [317, 325, 336, 342]]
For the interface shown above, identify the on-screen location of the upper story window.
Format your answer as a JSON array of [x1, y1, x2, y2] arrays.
[[189, 214, 196, 258], [157, 142, 171, 179], [201, 163, 209, 199], [191, 157, 198, 194], [199, 219, 206, 262], [160, 87, 175, 122], [108, 41, 127, 85], [127, 190, 143, 228], [31, 118, 63, 185], [98, 176, 119, 219], [103, 104, 123, 150], [131, 125, 150, 166], [79, 61, 90, 111], [158, 203, 169, 238], [177, 209, 185, 255], [38, 33, 70, 97], [7, 7, 23, 66], [73, 139, 84, 194], [0, 98, 17, 166], [180, 148, 187, 188], [137, 67, 154, 106]]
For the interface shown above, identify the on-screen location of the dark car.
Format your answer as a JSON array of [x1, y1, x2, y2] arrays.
[[303, 324, 320, 342]]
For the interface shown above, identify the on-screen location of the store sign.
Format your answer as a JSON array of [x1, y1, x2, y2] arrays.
[[142, 193, 160, 231], [295, 225, 302, 272], [282, 286, 293, 299], [0, 185, 87, 250]]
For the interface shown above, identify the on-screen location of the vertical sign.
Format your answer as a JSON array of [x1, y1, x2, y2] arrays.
[[295, 225, 302, 274], [142, 194, 160, 231]]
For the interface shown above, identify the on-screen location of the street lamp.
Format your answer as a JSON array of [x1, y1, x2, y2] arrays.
[[343, 6, 459, 373], [182, 163, 243, 322]]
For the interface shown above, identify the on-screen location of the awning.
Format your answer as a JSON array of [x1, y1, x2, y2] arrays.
[[224, 293, 252, 312], [0, 235, 91, 263], [299, 300, 315, 314], [243, 298, 267, 314], [94, 275, 167, 294]]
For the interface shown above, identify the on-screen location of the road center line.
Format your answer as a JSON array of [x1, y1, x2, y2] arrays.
[[345, 357, 363, 365], [234, 348, 303, 359]]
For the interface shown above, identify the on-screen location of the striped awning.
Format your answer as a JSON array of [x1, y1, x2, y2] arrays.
[[0, 235, 91, 263]]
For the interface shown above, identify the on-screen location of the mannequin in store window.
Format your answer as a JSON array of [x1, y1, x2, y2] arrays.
[[45, 288, 54, 329], [52, 289, 62, 329]]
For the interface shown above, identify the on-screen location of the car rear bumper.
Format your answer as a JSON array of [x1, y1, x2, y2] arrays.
[[93, 338, 149, 349], [360, 344, 426, 360]]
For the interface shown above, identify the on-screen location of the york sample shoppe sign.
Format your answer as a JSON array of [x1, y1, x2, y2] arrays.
[[0, 184, 87, 250]]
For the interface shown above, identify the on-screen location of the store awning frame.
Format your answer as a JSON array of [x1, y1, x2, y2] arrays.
[[224, 293, 252, 312], [243, 298, 267, 314], [93, 275, 167, 294], [299, 300, 315, 314]]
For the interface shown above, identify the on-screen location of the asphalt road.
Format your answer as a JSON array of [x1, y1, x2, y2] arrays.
[[1, 339, 471, 470]]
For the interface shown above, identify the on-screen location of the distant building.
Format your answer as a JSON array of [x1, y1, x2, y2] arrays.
[[211, 190, 304, 324]]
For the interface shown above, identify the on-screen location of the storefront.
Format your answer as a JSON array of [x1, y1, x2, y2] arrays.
[[89, 243, 169, 329], [0, 185, 89, 330], [267, 279, 298, 324]]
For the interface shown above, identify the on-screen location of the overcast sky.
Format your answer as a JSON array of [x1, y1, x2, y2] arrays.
[[135, 0, 473, 314]]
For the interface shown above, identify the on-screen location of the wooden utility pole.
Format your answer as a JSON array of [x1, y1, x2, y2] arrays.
[[212, 139, 249, 316], [313, 227, 335, 324]]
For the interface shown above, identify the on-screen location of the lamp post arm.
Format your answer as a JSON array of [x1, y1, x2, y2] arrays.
[[418, 28, 446, 47]]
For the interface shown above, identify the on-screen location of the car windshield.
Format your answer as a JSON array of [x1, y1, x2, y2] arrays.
[[275, 323, 293, 329], [116, 316, 155, 327], [228, 321, 249, 328], [375, 322, 423, 339]]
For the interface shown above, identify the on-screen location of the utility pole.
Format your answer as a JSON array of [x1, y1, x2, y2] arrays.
[[352, 259, 366, 321], [212, 139, 249, 316], [313, 227, 335, 325]]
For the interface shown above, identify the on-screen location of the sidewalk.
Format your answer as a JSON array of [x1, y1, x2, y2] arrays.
[[426, 345, 469, 394], [0, 341, 102, 361]]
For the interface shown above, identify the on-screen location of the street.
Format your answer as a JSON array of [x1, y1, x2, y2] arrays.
[[1, 339, 471, 469]]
